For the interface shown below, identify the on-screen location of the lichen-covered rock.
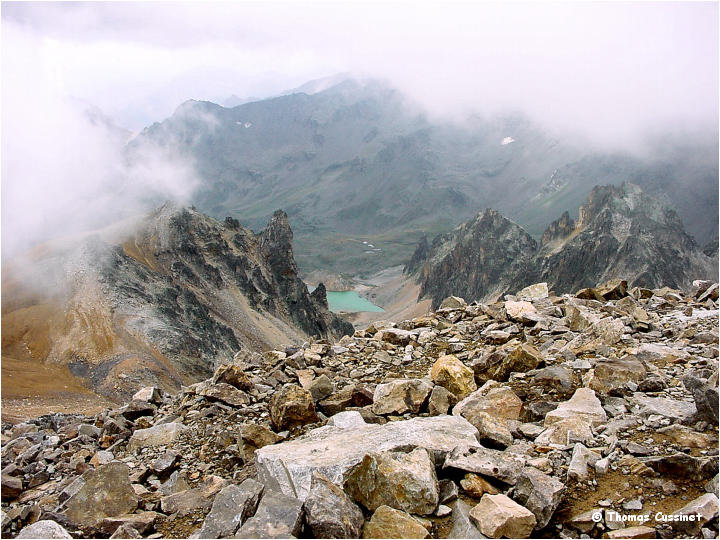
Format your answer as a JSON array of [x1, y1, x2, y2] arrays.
[[362, 505, 429, 539], [512, 467, 565, 529], [269, 384, 319, 431], [64, 462, 138, 526], [372, 379, 433, 415], [235, 490, 304, 539], [430, 355, 476, 399], [453, 383, 522, 427], [196, 479, 264, 538], [304, 472, 365, 538], [344, 448, 439, 515], [127, 422, 188, 451]]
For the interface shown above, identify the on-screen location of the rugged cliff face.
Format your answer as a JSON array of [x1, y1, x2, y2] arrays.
[[413, 209, 538, 308], [2, 205, 352, 402], [408, 183, 717, 308]]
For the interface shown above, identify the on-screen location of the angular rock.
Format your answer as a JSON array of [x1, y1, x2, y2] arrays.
[[516, 282, 549, 301], [151, 451, 179, 476], [235, 490, 304, 539], [377, 328, 414, 346], [670, 493, 719, 535], [430, 355, 477, 399], [344, 447, 438, 515], [596, 279, 628, 300], [505, 301, 537, 321], [304, 472, 364, 538], [440, 296, 467, 309], [567, 443, 601, 482], [656, 425, 718, 448], [428, 386, 457, 416], [544, 388, 606, 427], [460, 473, 500, 498], [469, 493, 537, 539], [453, 384, 522, 427], [644, 453, 718, 482], [472, 412, 513, 449], [1, 474, 22, 501], [127, 422, 188, 451], [443, 445, 526, 485], [327, 411, 366, 429], [587, 356, 647, 395], [255, 415, 479, 501], [132, 386, 163, 404], [603, 526, 656, 538], [109, 525, 141, 539], [196, 479, 264, 538], [532, 366, 576, 397], [448, 499, 484, 539], [513, 467, 565, 529], [371, 379, 433, 415], [212, 364, 253, 391], [269, 384, 319, 431], [64, 462, 138, 526], [628, 394, 696, 422], [683, 374, 719, 425], [15, 520, 72, 539], [472, 345, 541, 384], [196, 381, 250, 407], [362, 505, 429, 539], [99, 512, 159, 536], [309, 375, 335, 402], [160, 475, 227, 515]]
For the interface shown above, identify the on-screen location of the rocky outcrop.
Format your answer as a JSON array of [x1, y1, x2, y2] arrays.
[[1, 280, 718, 540], [412, 208, 538, 307], [408, 183, 717, 307], [2, 204, 352, 402]]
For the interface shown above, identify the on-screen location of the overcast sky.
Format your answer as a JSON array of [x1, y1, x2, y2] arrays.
[[1, 1, 718, 258], [3, 1, 718, 138]]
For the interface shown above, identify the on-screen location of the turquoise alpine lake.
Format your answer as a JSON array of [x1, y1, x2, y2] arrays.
[[326, 291, 384, 313]]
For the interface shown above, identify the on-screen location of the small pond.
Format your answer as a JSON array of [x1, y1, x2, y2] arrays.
[[326, 291, 384, 313]]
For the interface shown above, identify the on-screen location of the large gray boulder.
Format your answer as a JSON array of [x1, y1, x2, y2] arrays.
[[303, 472, 364, 538], [16, 520, 72, 539], [512, 467, 565, 529], [63, 462, 138, 526], [344, 448, 438, 515], [195, 479, 264, 538], [443, 445, 526, 485], [127, 422, 188, 451], [255, 415, 479, 501], [234, 490, 304, 539]]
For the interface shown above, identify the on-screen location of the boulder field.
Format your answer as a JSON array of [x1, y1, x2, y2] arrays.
[[2, 279, 718, 539]]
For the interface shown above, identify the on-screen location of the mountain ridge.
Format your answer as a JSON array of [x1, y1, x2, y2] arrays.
[[408, 183, 718, 309]]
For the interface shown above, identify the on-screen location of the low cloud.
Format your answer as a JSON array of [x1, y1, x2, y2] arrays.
[[1, 23, 200, 260]]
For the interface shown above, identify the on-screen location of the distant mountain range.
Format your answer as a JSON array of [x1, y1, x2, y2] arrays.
[[129, 77, 718, 277], [406, 183, 718, 308]]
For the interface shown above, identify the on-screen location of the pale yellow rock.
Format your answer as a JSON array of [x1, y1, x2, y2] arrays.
[[430, 355, 477, 399], [362, 505, 429, 539], [469, 494, 536, 538]]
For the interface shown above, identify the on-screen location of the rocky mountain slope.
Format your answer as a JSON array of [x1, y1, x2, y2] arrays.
[[128, 78, 718, 275], [408, 183, 718, 309], [2, 279, 718, 539], [1, 204, 352, 405]]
